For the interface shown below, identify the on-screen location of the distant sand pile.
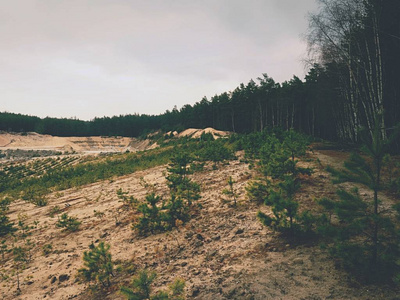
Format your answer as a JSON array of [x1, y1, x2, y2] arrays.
[[177, 127, 230, 139]]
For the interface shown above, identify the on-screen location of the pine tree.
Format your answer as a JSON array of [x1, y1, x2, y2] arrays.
[[0, 198, 15, 237], [322, 116, 400, 282], [77, 241, 114, 288], [55, 213, 81, 232], [135, 193, 165, 235], [120, 270, 186, 300], [257, 175, 300, 233], [120, 269, 156, 300], [222, 176, 238, 207]]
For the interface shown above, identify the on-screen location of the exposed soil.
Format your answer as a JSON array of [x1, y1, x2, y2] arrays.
[[0, 143, 399, 299], [0, 132, 157, 154]]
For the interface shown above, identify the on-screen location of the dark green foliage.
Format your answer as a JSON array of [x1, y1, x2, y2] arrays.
[[166, 151, 201, 207], [78, 241, 114, 287], [12, 246, 27, 292], [55, 213, 81, 232], [120, 269, 185, 300], [48, 205, 61, 218], [222, 176, 238, 207], [163, 195, 189, 229], [247, 129, 314, 236], [42, 244, 53, 256], [0, 198, 15, 237], [0, 214, 15, 237], [120, 269, 156, 299], [248, 130, 311, 179], [134, 147, 203, 236], [196, 140, 235, 167], [0, 239, 9, 261], [166, 152, 194, 192], [135, 193, 166, 235], [259, 136, 294, 178], [320, 119, 400, 283], [117, 188, 138, 211], [384, 154, 400, 195], [260, 130, 311, 178], [0, 148, 172, 200], [257, 176, 300, 233], [246, 179, 270, 204], [175, 180, 201, 207], [283, 129, 309, 162], [135, 193, 190, 236], [21, 186, 48, 207], [317, 197, 335, 223]]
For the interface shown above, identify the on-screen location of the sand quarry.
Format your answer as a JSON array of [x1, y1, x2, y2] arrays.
[[0, 131, 399, 299], [0, 128, 228, 155]]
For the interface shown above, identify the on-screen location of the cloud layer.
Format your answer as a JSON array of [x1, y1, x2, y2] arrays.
[[1, 0, 317, 120]]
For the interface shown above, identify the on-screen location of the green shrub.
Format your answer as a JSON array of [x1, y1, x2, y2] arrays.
[[135, 193, 166, 235], [77, 241, 114, 288], [320, 118, 400, 284], [0, 198, 15, 237], [196, 140, 235, 167], [257, 176, 300, 233], [222, 176, 238, 207], [120, 269, 185, 300], [56, 213, 81, 232], [42, 244, 53, 256], [48, 205, 61, 218], [117, 188, 138, 211]]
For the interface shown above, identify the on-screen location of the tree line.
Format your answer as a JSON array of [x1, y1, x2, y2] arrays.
[[1, 0, 399, 147]]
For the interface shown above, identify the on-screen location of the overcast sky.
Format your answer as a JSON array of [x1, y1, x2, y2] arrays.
[[1, 0, 318, 120]]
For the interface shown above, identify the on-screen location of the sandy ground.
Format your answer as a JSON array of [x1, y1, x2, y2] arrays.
[[0, 128, 228, 156], [1, 147, 399, 299], [0, 132, 157, 153]]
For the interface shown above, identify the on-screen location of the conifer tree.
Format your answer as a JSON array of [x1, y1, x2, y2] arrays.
[[55, 213, 81, 232], [78, 241, 114, 288], [322, 116, 400, 282], [222, 176, 238, 206], [135, 193, 165, 235], [120, 269, 186, 300], [12, 246, 27, 293], [120, 269, 156, 300], [257, 175, 300, 233], [0, 198, 15, 237]]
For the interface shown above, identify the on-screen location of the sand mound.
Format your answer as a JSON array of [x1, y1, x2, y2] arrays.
[[178, 127, 230, 139]]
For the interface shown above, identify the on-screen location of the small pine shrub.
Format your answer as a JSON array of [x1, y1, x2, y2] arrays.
[[257, 176, 300, 233], [319, 117, 400, 284], [0, 206, 15, 238], [48, 205, 61, 218], [222, 176, 238, 206], [42, 244, 53, 256], [117, 188, 138, 211], [77, 241, 114, 288], [120, 269, 185, 300], [56, 213, 81, 232], [135, 193, 166, 235]]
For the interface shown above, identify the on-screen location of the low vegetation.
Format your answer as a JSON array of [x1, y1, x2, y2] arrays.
[[0, 127, 400, 299]]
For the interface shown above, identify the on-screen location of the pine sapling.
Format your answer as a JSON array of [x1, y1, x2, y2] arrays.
[[222, 176, 238, 207]]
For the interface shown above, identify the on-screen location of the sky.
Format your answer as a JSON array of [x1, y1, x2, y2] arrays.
[[1, 0, 318, 120]]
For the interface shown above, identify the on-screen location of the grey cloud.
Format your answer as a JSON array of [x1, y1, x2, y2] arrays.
[[0, 0, 318, 120]]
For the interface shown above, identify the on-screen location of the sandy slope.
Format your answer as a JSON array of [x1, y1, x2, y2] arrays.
[[1, 149, 399, 299], [0, 132, 156, 153]]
